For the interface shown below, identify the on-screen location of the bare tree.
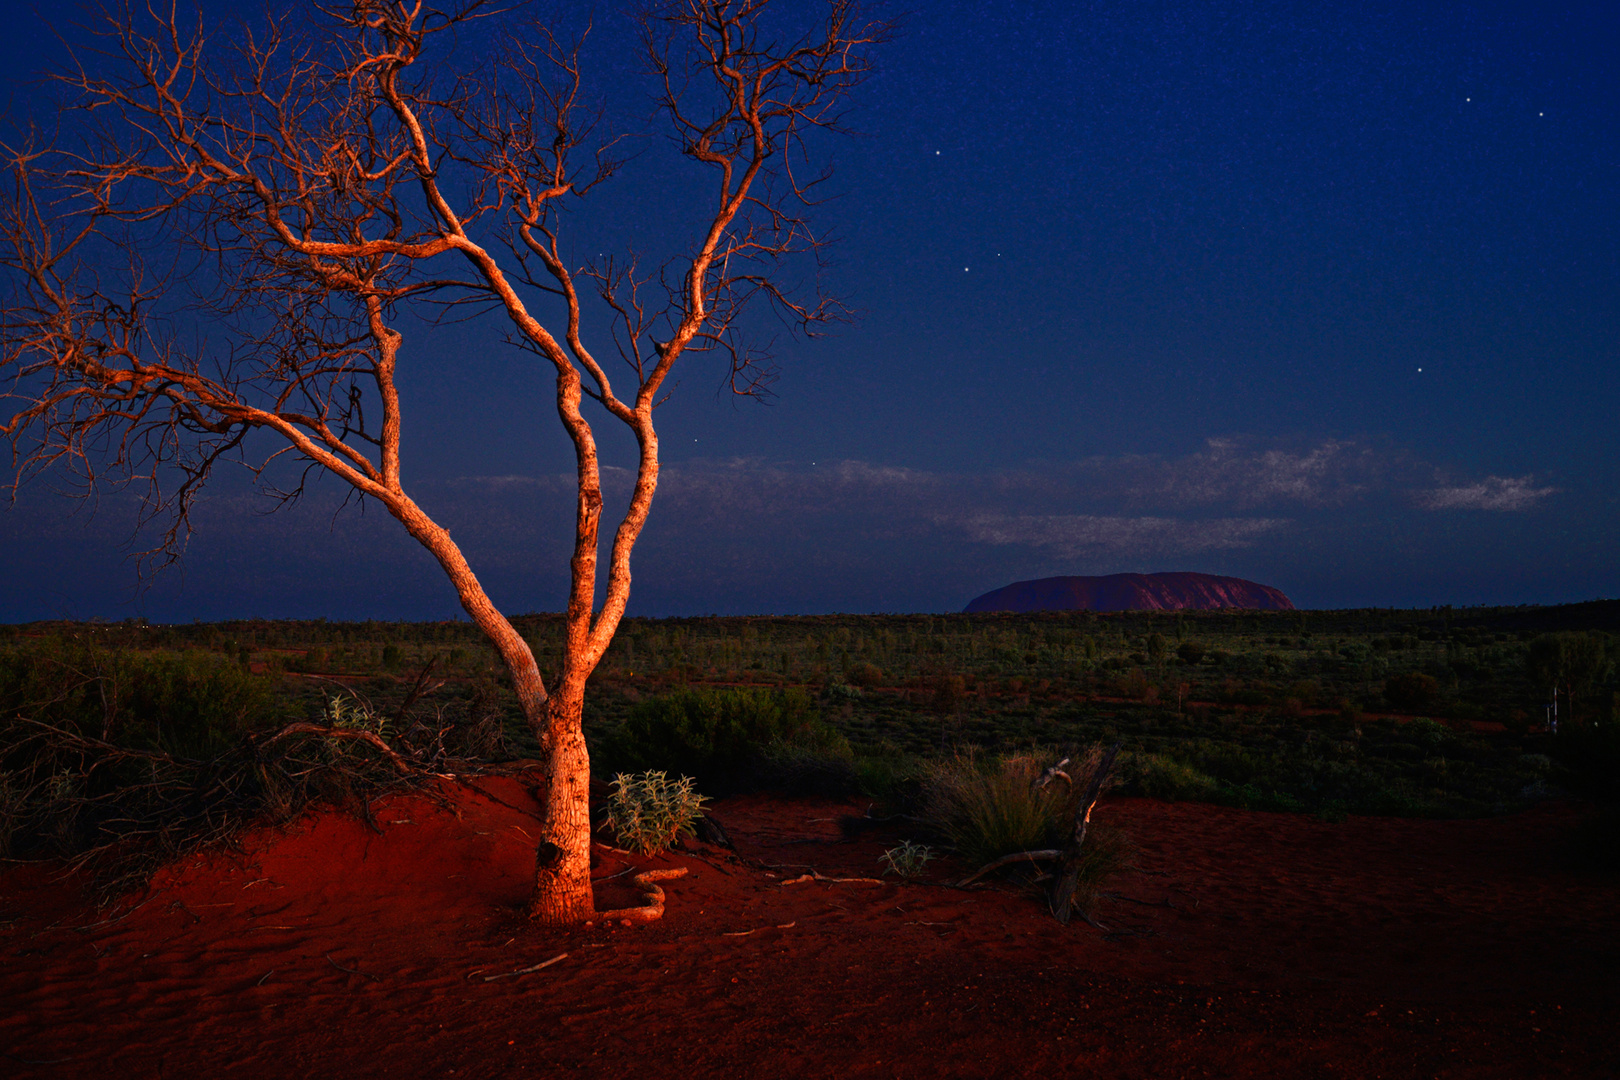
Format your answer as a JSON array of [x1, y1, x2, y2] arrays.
[[0, 0, 885, 924]]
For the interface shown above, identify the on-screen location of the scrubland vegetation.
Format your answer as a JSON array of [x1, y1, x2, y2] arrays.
[[3, 600, 1618, 887]]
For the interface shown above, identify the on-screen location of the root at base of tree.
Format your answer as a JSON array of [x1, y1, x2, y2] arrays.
[[595, 867, 689, 924]]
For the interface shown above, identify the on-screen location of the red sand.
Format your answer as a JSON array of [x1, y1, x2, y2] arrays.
[[3, 778, 1617, 1078]]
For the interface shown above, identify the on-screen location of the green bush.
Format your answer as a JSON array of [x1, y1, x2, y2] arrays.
[[1126, 753, 1219, 801], [852, 748, 924, 807], [604, 771, 708, 855], [595, 687, 849, 793], [756, 742, 859, 798], [847, 662, 885, 689], [1385, 671, 1439, 711], [0, 639, 274, 758]]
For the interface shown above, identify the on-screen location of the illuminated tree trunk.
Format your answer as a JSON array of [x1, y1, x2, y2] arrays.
[[527, 682, 596, 924]]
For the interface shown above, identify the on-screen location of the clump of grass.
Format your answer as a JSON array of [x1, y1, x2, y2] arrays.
[[923, 753, 1072, 869], [923, 749, 1120, 858], [604, 770, 709, 856], [921, 749, 1131, 917], [1039, 820, 1134, 920]]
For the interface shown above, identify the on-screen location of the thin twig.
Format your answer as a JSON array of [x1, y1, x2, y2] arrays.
[[482, 952, 568, 981], [326, 953, 380, 980]]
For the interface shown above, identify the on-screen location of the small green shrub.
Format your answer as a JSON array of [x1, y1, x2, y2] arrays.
[[757, 742, 858, 798], [922, 750, 1120, 867], [879, 840, 935, 878], [854, 748, 924, 806], [605, 771, 708, 856], [1127, 753, 1219, 801], [1405, 716, 1450, 748], [847, 663, 885, 689], [1385, 671, 1439, 711]]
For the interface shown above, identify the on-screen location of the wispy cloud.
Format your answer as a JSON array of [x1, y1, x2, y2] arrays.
[[1416, 475, 1558, 512], [951, 513, 1288, 557], [1069, 438, 1381, 510]]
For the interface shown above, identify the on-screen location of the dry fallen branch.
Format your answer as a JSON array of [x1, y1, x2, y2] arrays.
[[720, 921, 796, 937], [956, 849, 1063, 888], [259, 724, 422, 777], [483, 953, 568, 981]]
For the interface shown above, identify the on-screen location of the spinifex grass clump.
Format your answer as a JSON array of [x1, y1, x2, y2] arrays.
[[605, 771, 709, 856], [923, 754, 1074, 869], [922, 749, 1131, 915]]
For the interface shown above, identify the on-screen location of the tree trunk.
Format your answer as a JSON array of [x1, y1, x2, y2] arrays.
[[525, 680, 596, 925]]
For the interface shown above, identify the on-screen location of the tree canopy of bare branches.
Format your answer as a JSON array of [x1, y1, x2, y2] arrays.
[[0, 0, 887, 924]]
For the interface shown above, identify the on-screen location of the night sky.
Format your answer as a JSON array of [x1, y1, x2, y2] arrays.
[[2, 0, 1616, 622]]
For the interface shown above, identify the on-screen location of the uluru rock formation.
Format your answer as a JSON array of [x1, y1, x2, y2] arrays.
[[964, 572, 1295, 613]]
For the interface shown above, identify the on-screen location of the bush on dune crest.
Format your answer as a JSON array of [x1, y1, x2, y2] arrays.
[[0, 637, 511, 897]]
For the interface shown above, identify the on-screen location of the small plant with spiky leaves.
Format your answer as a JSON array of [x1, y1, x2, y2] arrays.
[[323, 694, 389, 739], [879, 840, 935, 878], [605, 771, 709, 856]]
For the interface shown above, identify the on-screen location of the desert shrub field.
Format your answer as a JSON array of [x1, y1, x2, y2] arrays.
[[3, 599, 1618, 877]]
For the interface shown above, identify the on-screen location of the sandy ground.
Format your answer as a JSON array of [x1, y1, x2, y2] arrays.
[[3, 776, 1617, 1078]]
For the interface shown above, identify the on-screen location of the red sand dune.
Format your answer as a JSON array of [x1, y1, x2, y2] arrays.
[[964, 572, 1296, 613], [3, 777, 1616, 1078]]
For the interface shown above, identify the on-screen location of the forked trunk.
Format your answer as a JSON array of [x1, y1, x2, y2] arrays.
[[525, 682, 596, 925]]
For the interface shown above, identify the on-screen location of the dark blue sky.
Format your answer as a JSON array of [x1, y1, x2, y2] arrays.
[[2, 0, 1616, 621]]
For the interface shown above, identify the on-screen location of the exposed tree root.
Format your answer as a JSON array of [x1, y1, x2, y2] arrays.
[[780, 871, 885, 886], [596, 867, 688, 924]]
